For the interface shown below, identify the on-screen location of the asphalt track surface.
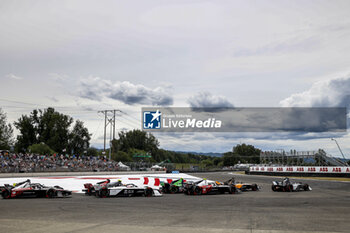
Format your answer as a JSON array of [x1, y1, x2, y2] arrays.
[[1, 172, 349, 233]]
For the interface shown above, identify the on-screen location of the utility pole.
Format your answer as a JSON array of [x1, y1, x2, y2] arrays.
[[98, 110, 122, 160]]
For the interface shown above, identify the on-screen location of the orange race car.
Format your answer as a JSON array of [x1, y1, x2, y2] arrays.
[[222, 177, 260, 191]]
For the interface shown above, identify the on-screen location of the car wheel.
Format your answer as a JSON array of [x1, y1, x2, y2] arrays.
[[194, 187, 201, 195], [252, 184, 258, 191], [271, 186, 277, 192], [303, 184, 309, 191], [145, 188, 153, 197], [100, 189, 108, 198], [164, 184, 170, 193], [170, 186, 178, 194], [287, 185, 293, 192], [2, 189, 10, 199], [46, 189, 56, 198], [87, 187, 94, 196]]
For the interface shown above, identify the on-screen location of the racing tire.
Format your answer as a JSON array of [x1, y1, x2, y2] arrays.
[[303, 184, 309, 191], [46, 189, 56, 198], [170, 186, 178, 194], [271, 186, 277, 192], [287, 185, 293, 192], [145, 188, 153, 197], [228, 187, 235, 194], [86, 187, 94, 196], [99, 189, 108, 198], [194, 186, 201, 195], [2, 189, 11, 199], [163, 184, 170, 193], [252, 184, 258, 191]]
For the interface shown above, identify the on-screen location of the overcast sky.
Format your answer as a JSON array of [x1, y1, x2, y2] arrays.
[[0, 0, 350, 157]]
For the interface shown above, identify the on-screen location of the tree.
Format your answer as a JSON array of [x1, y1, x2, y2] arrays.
[[15, 107, 90, 154], [87, 147, 99, 157], [233, 143, 261, 157], [223, 144, 261, 166], [0, 108, 14, 150], [201, 159, 214, 168], [37, 108, 73, 153], [223, 152, 238, 166], [28, 143, 54, 155], [14, 113, 38, 152], [68, 120, 91, 155], [112, 151, 132, 162], [112, 129, 159, 155]]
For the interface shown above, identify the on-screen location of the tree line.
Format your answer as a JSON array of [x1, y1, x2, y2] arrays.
[[0, 107, 264, 166], [0, 107, 90, 155]]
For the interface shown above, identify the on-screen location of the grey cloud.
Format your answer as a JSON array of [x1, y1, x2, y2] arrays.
[[79, 77, 173, 106], [187, 92, 234, 109], [156, 131, 347, 143], [280, 76, 350, 108]]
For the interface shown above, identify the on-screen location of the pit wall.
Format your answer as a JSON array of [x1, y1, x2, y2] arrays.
[[248, 166, 350, 177]]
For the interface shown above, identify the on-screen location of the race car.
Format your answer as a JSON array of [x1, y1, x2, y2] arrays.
[[271, 178, 312, 192], [0, 184, 12, 195], [160, 178, 186, 193], [83, 179, 110, 196], [1, 179, 72, 199], [183, 179, 238, 195], [83, 179, 162, 198], [223, 177, 260, 191]]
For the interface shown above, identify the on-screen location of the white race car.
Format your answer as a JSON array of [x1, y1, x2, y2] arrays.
[[83, 179, 162, 197], [272, 178, 312, 192]]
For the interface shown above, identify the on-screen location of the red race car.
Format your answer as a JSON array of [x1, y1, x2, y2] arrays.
[[184, 179, 238, 195], [1, 179, 72, 199]]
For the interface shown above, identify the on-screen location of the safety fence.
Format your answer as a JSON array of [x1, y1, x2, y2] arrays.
[[248, 166, 350, 177]]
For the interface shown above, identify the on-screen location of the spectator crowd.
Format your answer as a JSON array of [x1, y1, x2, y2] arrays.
[[0, 151, 126, 173]]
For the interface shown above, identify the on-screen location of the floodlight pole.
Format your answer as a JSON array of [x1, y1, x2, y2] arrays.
[[331, 138, 347, 163]]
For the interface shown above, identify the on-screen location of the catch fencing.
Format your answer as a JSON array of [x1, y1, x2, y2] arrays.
[[248, 166, 350, 177]]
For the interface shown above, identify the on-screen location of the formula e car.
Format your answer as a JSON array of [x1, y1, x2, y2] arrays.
[[183, 179, 238, 195], [223, 177, 260, 191], [1, 179, 72, 199], [0, 184, 13, 195], [160, 178, 186, 193], [271, 178, 312, 192], [83, 179, 162, 197]]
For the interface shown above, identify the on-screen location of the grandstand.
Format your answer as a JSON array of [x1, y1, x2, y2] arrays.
[[260, 149, 348, 166]]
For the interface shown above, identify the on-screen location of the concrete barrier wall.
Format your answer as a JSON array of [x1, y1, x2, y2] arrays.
[[0, 171, 166, 178]]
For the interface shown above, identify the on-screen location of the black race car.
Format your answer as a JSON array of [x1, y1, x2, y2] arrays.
[[1, 179, 72, 199], [272, 178, 312, 192], [183, 179, 238, 195], [0, 184, 13, 195], [83, 179, 162, 198]]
